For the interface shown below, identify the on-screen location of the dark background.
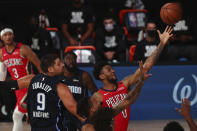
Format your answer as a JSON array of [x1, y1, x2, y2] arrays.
[[0, 0, 195, 42]]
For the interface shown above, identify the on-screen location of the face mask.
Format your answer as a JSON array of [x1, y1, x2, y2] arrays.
[[104, 24, 114, 32], [147, 30, 157, 37]]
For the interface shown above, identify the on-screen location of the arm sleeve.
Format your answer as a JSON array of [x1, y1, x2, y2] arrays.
[[0, 80, 19, 90], [0, 62, 7, 81]]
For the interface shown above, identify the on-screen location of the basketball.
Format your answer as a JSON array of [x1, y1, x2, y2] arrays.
[[160, 3, 182, 25]]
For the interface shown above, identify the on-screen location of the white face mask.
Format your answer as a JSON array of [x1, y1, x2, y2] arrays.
[[104, 24, 114, 32]]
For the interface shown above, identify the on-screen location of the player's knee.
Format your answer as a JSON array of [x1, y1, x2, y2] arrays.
[[13, 110, 24, 122]]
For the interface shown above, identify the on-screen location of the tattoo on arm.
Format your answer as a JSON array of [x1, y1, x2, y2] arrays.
[[113, 80, 144, 116], [144, 43, 164, 71]]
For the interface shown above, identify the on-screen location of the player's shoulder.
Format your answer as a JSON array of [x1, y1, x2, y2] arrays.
[[19, 43, 30, 49], [81, 123, 95, 131], [91, 91, 103, 102], [82, 70, 91, 78]]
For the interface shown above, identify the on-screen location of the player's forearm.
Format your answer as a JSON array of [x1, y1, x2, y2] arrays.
[[113, 80, 144, 116], [184, 115, 197, 131], [126, 79, 144, 104], [0, 80, 19, 90], [61, 24, 73, 41], [143, 42, 165, 72], [81, 24, 94, 43]]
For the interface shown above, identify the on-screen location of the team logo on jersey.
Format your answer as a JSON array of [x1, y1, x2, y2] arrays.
[[42, 77, 45, 81], [117, 86, 125, 91], [13, 52, 19, 55], [73, 79, 79, 82]]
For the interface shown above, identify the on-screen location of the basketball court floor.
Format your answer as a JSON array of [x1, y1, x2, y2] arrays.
[[0, 119, 194, 131]]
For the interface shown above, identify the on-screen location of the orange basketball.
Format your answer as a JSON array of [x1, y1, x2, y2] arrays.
[[160, 3, 182, 25]]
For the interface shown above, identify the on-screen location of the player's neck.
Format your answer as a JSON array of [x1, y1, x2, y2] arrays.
[[63, 68, 76, 77], [103, 82, 116, 90], [5, 42, 16, 53]]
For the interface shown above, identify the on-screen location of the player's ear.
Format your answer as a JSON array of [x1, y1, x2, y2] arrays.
[[48, 66, 53, 73], [99, 74, 105, 80]]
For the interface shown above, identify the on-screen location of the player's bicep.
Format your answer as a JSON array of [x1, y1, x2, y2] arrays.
[[121, 69, 140, 88], [82, 72, 98, 94], [91, 92, 103, 110], [21, 45, 40, 64], [57, 83, 77, 114]]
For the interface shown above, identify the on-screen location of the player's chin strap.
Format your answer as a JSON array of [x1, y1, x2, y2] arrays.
[[0, 80, 19, 90]]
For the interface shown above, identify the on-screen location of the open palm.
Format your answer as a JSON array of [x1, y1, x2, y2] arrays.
[[157, 26, 173, 46]]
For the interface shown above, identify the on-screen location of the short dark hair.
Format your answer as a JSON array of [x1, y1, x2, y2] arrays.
[[145, 19, 157, 28], [103, 12, 114, 21], [64, 51, 77, 60], [93, 61, 109, 80], [77, 96, 92, 118], [91, 107, 114, 131], [40, 54, 59, 73], [163, 121, 184, 131]]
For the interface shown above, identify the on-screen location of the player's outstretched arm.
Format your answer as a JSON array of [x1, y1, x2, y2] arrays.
[[122, 26, 173, 89], [81, 124, 95, 131], [20, 45, 43, 73], [113, 61, 152, 116], [176, 98, 197, 131], [57, 83, 85, 122], [82, 71, 98, 95], [0, 74, 35, 90]]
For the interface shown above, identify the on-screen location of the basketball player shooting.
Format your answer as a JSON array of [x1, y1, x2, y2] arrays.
[[90, 25, 173, 131]]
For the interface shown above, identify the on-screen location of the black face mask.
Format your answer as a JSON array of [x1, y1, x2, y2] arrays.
[[147, 30, 158, 37]]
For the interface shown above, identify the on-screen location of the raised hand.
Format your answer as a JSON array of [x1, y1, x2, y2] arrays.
[[139, 60, 152, 82], [157, 26, 173, 46], [175, 98, 191, 118]]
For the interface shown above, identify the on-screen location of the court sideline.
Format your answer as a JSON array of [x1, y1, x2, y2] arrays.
[[0, 119, 194, 131]]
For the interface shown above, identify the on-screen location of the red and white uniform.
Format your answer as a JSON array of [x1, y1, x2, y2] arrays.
[[98, 82, 130, 131], [2, 43, 30, 113]]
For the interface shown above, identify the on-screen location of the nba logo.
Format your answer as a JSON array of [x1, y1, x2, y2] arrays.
[[128, 13, 137, 27]]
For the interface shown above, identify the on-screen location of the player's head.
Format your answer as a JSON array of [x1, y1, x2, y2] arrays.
[[163, 121, 184, 131], [77, 96, 93, 119], [103, 13, 115, 32], [93, 61, 117, 83], [41, 54, 64, 75], [63, 51, 77, 72], [145, 19, 157, 38], [0, 28, 14, 45], [92, 107, 115, 131]]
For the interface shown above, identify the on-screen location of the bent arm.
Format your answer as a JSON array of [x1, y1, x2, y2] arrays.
[[113, 79, 144, 116], [82, 71, 98, 95], [81, 23, 94, 43], [113, 61, 151, 116], [20, 45, 43, 73], [61, 24, 72, 41], [176, 98, 197, 131], [0, 74, 34, 90], [57, 83, 84, 122], [122, 26, 173, 88]]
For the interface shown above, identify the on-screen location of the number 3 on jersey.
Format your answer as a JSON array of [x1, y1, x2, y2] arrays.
[[12, 68, 19, 78], [37, 93, 45, 111]]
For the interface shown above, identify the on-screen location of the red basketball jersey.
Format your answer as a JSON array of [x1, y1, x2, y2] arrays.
[[2, 43, 30, 113], [98, 82, 130, 131], [2, 43, 30, 80]]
